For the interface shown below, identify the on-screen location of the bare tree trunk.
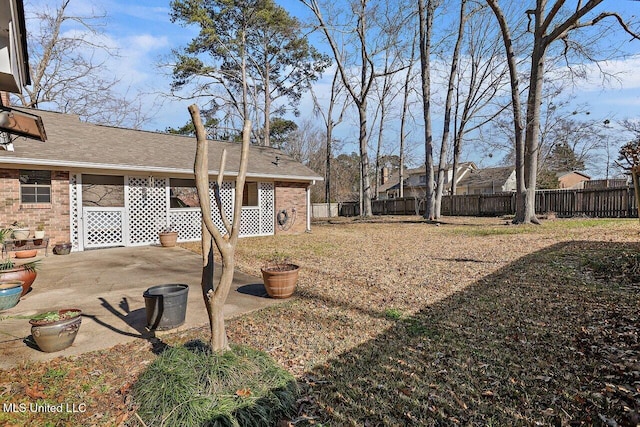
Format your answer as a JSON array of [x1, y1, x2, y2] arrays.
[[486, 0, 526, 223], [418, 0, 437, 220], [435, 0, 466, 219], [399, 33, 417, 199], [190, 103, 251, 352]]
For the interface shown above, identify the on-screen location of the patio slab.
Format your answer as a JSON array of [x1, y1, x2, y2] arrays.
[[0, 245, 278, 370]]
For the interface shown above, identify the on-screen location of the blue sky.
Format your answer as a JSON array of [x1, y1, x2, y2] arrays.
[[22, 1, 640, 178]]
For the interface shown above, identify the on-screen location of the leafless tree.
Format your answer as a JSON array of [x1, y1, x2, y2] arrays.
[[487, 0, 640, 224], [17, 0, 149, 128], [434, 0, 467, 219], [418, 0, 440, 220], [302, 0, 409, 217], [310, 67, 350, 215]]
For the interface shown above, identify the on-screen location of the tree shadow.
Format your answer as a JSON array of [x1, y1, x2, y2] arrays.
[[298, 241, 640, 426]]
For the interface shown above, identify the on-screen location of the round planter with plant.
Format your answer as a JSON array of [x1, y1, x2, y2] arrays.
[[261, 254, 300, 299], [0, 257, 38, 297], [34, 223, 45, 239], [29, 309, 82, 352]]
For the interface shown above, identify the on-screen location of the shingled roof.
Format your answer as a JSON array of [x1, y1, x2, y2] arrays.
[[457, 166, 514, 187], [0, 108, 323, 182]]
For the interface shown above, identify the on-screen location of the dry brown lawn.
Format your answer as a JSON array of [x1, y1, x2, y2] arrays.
[[1, 216, 639, 426]]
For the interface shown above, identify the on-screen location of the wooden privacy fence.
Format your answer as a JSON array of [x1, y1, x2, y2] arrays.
[[351, 187, 639, 218]]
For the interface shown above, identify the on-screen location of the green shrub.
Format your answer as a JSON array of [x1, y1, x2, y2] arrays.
[[132, 341, 298, 427]]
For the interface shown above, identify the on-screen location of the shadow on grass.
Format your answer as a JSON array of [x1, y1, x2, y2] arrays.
[[299, 241, 640, 426]]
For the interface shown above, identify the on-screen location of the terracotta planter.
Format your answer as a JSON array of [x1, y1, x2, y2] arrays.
[[0, 266, 37, 296], [30, 309, 82, 353], [261, 264, 300, 299], [15, 249, 37, 259], [159, 232, 178, 247]]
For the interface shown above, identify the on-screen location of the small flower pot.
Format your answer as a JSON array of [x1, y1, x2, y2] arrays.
[[53, 243, 72, 255], [34, 230, 45, 239], [30, 309, 82, 352], [158, 232, 178, 247]]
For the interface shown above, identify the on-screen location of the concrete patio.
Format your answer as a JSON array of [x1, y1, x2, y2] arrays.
[[0, 245, 279, 369]]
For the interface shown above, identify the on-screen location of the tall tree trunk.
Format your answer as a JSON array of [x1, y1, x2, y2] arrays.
[[435, 0, 466, 219], [486, 0, 526, 222], [418, 0, 436, 220]]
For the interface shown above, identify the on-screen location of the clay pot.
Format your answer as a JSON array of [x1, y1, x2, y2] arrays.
[[261, 264, 300, 299], [15, 249, 37, 259], [0, 281, 23, 310], [0, 266, 37, 296], [159, 232, 178, 247]]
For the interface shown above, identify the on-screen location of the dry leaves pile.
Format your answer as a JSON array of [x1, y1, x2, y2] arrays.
[[1, 216, 639, 425]]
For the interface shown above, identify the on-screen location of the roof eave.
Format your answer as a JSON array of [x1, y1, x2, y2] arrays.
[[0, 157, 324, 182]]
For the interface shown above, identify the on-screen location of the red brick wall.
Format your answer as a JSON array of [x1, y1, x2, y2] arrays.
[[0, 168, 71, 248], [274, 181, 308, 235]]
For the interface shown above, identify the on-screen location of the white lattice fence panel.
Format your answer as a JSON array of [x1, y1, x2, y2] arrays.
[[69, 174, 80, 250], [84, 208, 124, 248], [240, 207, 261, 236], [170, 209, 202, 241], [259, 182, 274, 235], [128, 177, 167, 245], [208, 181, 234, 236]]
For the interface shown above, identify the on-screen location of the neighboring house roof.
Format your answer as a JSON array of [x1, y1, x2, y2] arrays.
[[0, 108, 323, 182], [406, 162, 476, 176], [457, 166, 514, 188], [556, 170, 591, 180]]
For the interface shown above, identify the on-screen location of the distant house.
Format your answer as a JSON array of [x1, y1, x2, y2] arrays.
[[457, 166, 516, 195], [0, 108, 322, 252], [378, 162, 476, 199], [556, 171, 590, 189]]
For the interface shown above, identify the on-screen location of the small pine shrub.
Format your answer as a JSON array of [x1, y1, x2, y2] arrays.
[[132, 341, 298, 427]]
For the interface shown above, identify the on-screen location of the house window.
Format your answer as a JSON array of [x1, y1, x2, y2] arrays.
[[243, 182, 258, 207], [169, 178, 200, 208], [419, 175, 426, 183], [20, 170, 51, 203]]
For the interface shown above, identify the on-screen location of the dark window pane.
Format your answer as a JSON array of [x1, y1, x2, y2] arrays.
[[21, 194, 36, 203]]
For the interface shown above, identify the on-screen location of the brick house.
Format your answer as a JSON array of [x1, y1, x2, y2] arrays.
[[0, 108, 322, 251]]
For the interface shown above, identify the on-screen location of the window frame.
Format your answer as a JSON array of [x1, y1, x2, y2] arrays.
[[19, 170, 52, 204]]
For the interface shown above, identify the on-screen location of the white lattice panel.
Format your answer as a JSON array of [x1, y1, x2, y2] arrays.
[[208, 181, 234, 236], [240, 207, 261, 236], [259, 182, 274, 235], [84, 208, 124, 248], [69, 174, 80, 250], [128, 176, 167, 245], [170, 209, 202, 241]]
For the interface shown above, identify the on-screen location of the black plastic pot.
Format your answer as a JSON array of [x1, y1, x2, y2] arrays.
[[143, 284, 189, 331]]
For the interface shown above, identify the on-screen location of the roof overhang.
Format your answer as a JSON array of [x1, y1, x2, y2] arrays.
[[0, 0, 29, 93], [0, 106, 46, 141], [0, 157, 322, 181]]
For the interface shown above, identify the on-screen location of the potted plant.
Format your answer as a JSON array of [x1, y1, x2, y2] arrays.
[[10, 221, 29, 240], [29, 309, 82, 352], [34, 223, 45, 240], [260, 253, 300, 299], [0, 229, 38, 296], [158, 226, 178, 247]]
